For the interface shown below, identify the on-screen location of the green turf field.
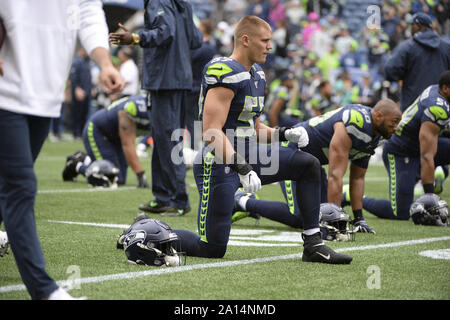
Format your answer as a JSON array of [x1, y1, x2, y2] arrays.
[[1, 139, 449, 301]]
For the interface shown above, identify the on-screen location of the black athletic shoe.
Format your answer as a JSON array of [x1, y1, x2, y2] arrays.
[[138, 200, 169, 213], [62, 150, 87, 181], [302, 232, 353, 264], [161, 207, 191, 217]]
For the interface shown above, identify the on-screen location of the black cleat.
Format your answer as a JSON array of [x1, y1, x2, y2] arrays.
[[62, 150, 87, 181], [161, 207, 191, 217], [138, 200, 169, 213], [302, 232, 353, 264]]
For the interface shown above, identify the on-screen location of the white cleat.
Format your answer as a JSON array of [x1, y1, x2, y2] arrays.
[[45, 287, 88, 300], [0, 231, 9, 257]]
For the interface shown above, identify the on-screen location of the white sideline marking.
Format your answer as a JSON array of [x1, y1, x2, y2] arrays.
[[38, 187, 136, 194], [419, 249, 450, 260], [1, 236, 449, 294], [48, 220, 130, 229]]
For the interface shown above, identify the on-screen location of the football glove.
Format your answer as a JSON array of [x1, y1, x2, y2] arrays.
[[351, 219, 376, 234], [279, 126, 309, 148], [136, 171, 149, 188], [229, 153, 261, 194], [238, 170, 261, 194]]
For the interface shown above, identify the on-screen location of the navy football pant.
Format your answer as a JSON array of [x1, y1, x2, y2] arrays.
[[0, 110, 58, 299], [174, 146, 322, 258], [245, 167, 328, 228], [71, 96, 90, 138], [149, 90, 190, 210], [363, 138, 450, 220], [82, 121, 128, 184]]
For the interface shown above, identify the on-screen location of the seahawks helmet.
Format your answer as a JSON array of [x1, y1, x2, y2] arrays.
[[117, 214, 184, 267], [85, 160, 119, 188], [410, 194, 449, 227], [319, 203, 355, 241]]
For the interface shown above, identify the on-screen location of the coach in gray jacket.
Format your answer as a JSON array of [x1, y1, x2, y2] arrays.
[[110, 0, 202, 215], [384, 12, 450, 111]]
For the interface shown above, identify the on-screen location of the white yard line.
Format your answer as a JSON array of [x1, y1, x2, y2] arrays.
[[38, 187, 136, 194], [48, 220, 130, 229], [1, 234, 449, 294]]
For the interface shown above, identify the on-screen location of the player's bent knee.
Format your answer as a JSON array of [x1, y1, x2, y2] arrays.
[[199, 241, 227, 258], [394, 212, 410, 221], [291, 152, 321, 182]]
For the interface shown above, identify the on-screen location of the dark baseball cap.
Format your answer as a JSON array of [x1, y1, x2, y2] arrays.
[[410, 12, 432, 28], [279, 73, 294, 82]]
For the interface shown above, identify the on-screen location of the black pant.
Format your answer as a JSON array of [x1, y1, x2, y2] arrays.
[[0, 109, 58, 299]]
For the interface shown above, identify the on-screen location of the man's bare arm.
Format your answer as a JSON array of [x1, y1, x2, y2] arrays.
[[327, 122, 352, 204]]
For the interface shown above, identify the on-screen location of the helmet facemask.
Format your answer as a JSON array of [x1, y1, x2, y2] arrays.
[[320, 219, 355, 242], [319, 203, 355, 242]]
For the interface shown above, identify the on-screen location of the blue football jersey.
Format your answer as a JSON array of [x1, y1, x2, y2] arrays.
[[385, 85, 450, 157], [90, 94, 150, 142], [199, 57, 266, 158], [295, 104, 381, 169]]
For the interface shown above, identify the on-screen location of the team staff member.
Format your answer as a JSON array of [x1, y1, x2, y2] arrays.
[[384, 12, 450, 111], [361, 71, 450, 220], [109, 0, 203, 216], [171, 15, 352, 264], [62, 94, 150, 188], [0, 0, 123, 300]]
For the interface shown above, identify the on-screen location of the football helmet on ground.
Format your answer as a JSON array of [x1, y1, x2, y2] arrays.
[[319, 203, 355, 241], [117, 213, 184, 267], [85, 160, 119, 188], [410, 194, 448, 226]]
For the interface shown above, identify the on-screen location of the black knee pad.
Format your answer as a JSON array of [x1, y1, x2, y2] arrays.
[[199, 241, 227, 258], [290, 152, 321, 183]]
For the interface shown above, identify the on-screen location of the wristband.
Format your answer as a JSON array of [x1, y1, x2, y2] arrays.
[[423, 183, 434, 194], [277, 127, 291, 142], [131, 33, 140, 45], [228, 153, 252, 176], [352, 209, 363, 220]]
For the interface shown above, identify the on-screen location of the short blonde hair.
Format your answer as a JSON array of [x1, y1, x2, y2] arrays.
[[234, 15, 271, 46]]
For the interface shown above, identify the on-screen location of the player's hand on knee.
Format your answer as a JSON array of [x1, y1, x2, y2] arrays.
[[279, 126, 309, 148], [229, 153, 261, 193], [239, 170, 261, 194], [284, 126, 309, 148]]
